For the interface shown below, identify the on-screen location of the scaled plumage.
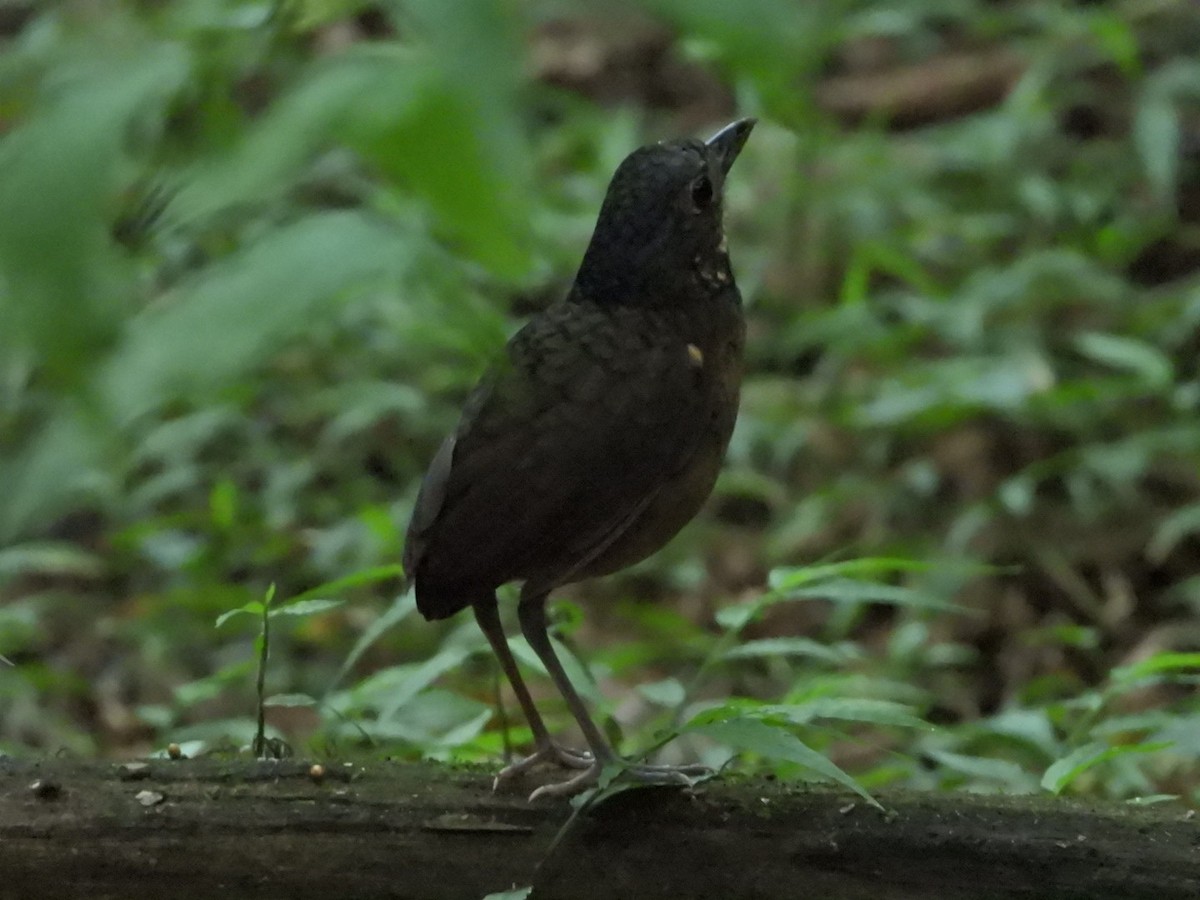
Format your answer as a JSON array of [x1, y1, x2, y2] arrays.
[[404, 118, 755, 799]]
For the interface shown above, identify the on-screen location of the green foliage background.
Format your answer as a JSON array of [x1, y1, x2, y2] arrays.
[[1, 0, 1198, 803]]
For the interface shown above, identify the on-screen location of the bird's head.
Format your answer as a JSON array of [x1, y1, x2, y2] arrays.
[[572, 117, 755, 306]]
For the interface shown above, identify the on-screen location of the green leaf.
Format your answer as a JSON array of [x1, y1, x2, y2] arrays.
[[1088, 13, 1141, 77], [101, 212, 418, 425], [174, 46, 420, 222], [783, 577, 964, 613], [1134, 92, 1180, 204], [263, 693, 318, 708], [354, 0, 534, 276], [766, 699, 928, 730], [720, 637, 859, 666], [373, 645, 477, 720], [0, 542, 105, 584], [287, 565, 407, 606], [688, 715, 880, 808], [216, 601, 265, 629], [717, 558, 965, 631], [714, 603, 757, 631], [768, 558, 939, 590], [645, 0, 831, 120], [0, 411, 108, 544], [269, 599, 345, 619], [0, 42, 188, 384], [482, 887, 532, 900], [340, 687, 490, 748], [1074, 332, 1173, 388], [856, 356, 1048, 426], [210, 479, 238, 531], [1042, 741, 1174, 795], [1148, 504, 1200, 563], [328, 592, 418, 695], [637, 677, 687, 708], [173, 660, 256, 707], [1113, 652, 1200, 683], [924, 750, 1038, 790]]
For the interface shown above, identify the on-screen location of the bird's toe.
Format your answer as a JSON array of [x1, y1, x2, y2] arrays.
[[493, 741, 595, 790]]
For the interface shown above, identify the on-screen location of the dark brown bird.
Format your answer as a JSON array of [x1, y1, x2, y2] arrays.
[[403, 118, 755, 799]]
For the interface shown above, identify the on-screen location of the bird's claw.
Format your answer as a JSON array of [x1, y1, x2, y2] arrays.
[[527, 760, 714, 801], [493, 742, 594, 790]]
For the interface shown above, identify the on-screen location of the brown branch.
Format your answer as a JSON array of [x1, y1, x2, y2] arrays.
[[815, 48, 1026, 129]]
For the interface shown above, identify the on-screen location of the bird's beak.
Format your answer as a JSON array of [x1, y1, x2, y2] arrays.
[[706, 117, 756, 175]]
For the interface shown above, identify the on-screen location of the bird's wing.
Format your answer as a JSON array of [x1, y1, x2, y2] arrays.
[[405, 301, 715, 611]]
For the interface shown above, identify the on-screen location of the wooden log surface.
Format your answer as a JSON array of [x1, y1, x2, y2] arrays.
[[1, 755, 1197, 900]]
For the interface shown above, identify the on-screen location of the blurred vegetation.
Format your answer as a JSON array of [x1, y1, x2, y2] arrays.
[[1, 0, 1198, 806]]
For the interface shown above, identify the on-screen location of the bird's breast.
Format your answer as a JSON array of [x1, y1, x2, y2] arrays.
[[575, 290, 744, 579]]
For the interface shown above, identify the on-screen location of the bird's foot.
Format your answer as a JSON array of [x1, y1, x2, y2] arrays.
[[528, 759, 714, 801], [493, 741, 594, 789]]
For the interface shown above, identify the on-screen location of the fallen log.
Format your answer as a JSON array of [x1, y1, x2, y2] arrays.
[[1, 756, 1196, 900]]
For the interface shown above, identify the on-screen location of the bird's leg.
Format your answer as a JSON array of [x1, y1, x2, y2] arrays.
[[472, 595, 593, 786], [517, 589, 711, 801]]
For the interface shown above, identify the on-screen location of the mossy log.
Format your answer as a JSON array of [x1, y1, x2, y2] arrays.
[[1, 756, 1196, 900]]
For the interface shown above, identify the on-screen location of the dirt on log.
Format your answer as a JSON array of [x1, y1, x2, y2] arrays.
[[1, 755, 1197, 900]]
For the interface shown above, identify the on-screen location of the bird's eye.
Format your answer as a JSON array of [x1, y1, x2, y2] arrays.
[[690, 175, 714, 210]]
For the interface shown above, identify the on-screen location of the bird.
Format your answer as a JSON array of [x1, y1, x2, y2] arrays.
[[403, 117, 755, 799]]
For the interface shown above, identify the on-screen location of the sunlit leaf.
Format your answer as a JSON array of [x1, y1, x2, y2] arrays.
[[1113, 653, 1200, 683], [263, 693, 318, 708], [216, 602, 266, 629], [269, 599, 345, 619]]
